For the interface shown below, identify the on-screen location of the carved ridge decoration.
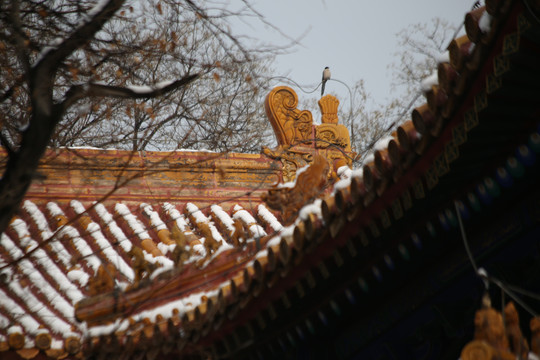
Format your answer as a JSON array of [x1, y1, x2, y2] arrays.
[[263, 86, 356, 183], [461, 296, 540, 360], [264, 86, 314, 147], [261, 154, 330, 224]]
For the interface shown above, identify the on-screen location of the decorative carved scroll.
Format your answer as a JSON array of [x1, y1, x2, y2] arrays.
[[263, 86, 356, 184], [265, 86, 314, 146]]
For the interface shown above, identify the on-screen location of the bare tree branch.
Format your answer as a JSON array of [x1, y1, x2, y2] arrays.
[[62, 73, 200, 110]]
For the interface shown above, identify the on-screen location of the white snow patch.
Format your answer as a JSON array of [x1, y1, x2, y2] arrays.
[[68, 268, 90, 287], [116, 203, 152, 240], [23, 201, 71, 268], [8, 325, 23, 335], [363, 153, 375, 166], [141, 204, 167, 231], [479, 11, 492, 33], [257, 204, 283, 233], [3, 229, 83, 304], [334, 177, 351, 192], [266, 236, 282, 248], [86, 222, 135, 282], [59, 225, 101, 273], [374, 136, 394, 152], [211, 205, 235, 233], [10, 219, 33, 249], [298, 199, 323, 221], [1, 234, 23, 261], [0, 293, 40, 334], [436, 51, 450, 63], [9, 279, 73, 333], [232, 205, 266, 238], [94, 203, 132, 253], [337, 165, 352, 180], [351, 168, 364, 179], [125, 79, 176, 95], [17, 257, 75, 320], [87, 287, 221, 337], [185, 203, 208, 224], [421, 71, 439, 92], [276, 163, 311, 189], [163, 203, 193, 234]]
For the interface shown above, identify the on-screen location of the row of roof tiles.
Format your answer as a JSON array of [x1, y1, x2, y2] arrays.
[[0, 199, 284, 358]]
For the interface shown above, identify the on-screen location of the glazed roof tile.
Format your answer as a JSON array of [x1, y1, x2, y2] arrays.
[[1, 195, 286, 357], [0, 148, 285, 357], [3, 0, 540, 358]]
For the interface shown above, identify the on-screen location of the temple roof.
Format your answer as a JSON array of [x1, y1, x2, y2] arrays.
[[2, 0, 540, 359], [0, 148, 285, 358]]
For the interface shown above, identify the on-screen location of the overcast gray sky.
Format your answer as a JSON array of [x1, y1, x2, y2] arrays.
[[238, 0, 476, 106]]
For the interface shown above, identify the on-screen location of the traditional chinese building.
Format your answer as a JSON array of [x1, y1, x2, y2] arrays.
[[1, 0, 540, 359]]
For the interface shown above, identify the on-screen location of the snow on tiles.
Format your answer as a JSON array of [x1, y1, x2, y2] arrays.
[[116, 203, 174, 269], [373, 136, 394, 152], [211, 204, 235, 233], [0, 314, 9, 342], [334, 164, 354, 192], [141, 203, 175, 255], [89, 287, 222, 338], [10, 218, 34, 249], [69, 201, 133, 281], [0, 292, 41, 334], [163, 203, 194, 236], [9, 280, 74, 334], [233, 205, 267, 239], [186, 203, 224, 242], [57, 224, 101, 274], [3, 227, 84, 304], [479, 11, 493, 33], [337, 165, 353, 180], [185, 203, 208, 225], [48, 202, 101, 274], [94, 203, 132, 253], [87, 222, 135, 282], [18, 257, 75, 320], [87, 318, 129, 338], [298, 198, 323, 222], [351, 167, 364, 180], [186, 203, 233, 263], [141, 204, 167, 231], [23, 200, 71, 268], [257, 204, 283, 233], [421, 71, 439, 92], [30, 245, 84, 304], [115, 203, 152, 241], [437, 51, 450, 64], [1, 234, 23, 262], [67, 268, 90, 287]]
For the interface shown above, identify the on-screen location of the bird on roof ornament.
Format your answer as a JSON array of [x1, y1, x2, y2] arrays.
[[321, 66, 331, 96]]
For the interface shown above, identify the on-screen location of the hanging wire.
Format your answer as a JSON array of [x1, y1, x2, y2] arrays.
[[454, 201, 479, 274], [328, 78, 355, 147], [453, 201, 539, 318], [267, 76, 321, 94], [523, 0, 540, 25]]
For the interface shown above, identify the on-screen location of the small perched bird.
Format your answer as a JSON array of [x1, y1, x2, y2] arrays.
[[321, 66, 331, 96]]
